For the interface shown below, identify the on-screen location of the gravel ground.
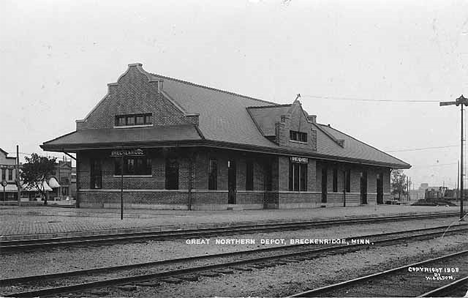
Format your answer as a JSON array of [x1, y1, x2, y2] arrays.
[[1, 217, 465, 279], [102, 234, 468, 298]]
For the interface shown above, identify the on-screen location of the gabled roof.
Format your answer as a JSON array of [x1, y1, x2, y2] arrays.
[[42, 64, 410, 169], [150, 72, 278, 148]]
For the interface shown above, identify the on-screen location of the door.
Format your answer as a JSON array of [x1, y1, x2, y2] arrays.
[[377, 173, 384, 204], [321, 167, 327, 203], [360, 171, 367, 204], [228, 159, 236, 204]]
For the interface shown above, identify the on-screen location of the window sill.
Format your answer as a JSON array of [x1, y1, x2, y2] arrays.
[[289, 140, 308, 144], [114, 124, 153, 129]]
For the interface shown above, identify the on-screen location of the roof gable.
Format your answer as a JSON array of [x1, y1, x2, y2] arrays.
[[42, 63, 411, 169]]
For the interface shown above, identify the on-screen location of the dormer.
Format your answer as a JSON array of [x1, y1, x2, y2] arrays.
[[247, 98, 318, 151]]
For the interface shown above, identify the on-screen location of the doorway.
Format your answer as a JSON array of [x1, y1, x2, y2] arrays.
[[228, 159, 236, 204], [321, 167, 327, 203], [360, 171, 367, 204], [377, 173, 383, 204], [90, 159, 102, 189]]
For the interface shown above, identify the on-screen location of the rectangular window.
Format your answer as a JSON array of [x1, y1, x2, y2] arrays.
[[208, 158, 218, 190], [8, 169, 13, 181], [1, 169, 5, 180], [333, 168, 338, 192], [165, 158, 179, 190], [246, 160, 254, 190], [116, 116, 126, 126], [136, 115, 144, 125], [346, 169, 351, 192], [289, 162, 307, 191], [126, 116, 135, 125], [114, 157, 151, 176], [145, 114, 152, 124], [290, 130, 307, 142], [115, 113, 153, 127]]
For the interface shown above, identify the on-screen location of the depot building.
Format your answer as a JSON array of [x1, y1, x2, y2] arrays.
[[42, 63, 410, 210]]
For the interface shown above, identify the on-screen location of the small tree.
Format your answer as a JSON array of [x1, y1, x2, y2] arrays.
[[391, 169, 408, 200], [21, 153, 56, 205]]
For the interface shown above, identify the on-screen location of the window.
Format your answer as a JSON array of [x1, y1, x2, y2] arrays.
[[117, 117, 126, 126], [289, 162, 307, 191], [115, 113, 152, 127], [290, 130, 307, 142], [208, 158, 218, 190], [126, 116, 135, 125], [246, 160, 254, 190], [136, 115, 144, 125], [8, 169, 13, 181], [1, 169, 5, 180], [115, 157, 151, 175], [333, 168, 338, 192], [165, 158, 179, 190]]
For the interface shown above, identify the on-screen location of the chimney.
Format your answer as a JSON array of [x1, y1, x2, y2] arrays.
[[307, 115, 317, 123], [157, 80, 164, 93]]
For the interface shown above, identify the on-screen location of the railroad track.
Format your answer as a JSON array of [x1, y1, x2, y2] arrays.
[[1, 224, 467, 297], [0, 212, 462, 252], [290, 250, 468, 297]]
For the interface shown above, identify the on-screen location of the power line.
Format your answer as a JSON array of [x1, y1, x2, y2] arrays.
[[386, 145, 459, 152], [301, 94, 441, 103], [411, 162, 458, 168]]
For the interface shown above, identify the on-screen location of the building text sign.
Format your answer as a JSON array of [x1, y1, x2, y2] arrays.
[[290, 156, 308, 164], [111, 149, 145, 157]]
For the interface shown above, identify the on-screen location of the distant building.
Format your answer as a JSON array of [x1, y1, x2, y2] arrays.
[[0, 148, 19, 201], [50, 160, 76, 199]]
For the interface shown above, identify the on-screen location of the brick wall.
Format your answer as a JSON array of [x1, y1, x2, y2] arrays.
[[274, 102, 318, 151], [77, 65, 192, 131], [76, 146, 392, 210]]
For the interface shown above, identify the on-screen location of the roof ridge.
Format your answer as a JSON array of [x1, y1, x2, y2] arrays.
[[321, 124, 411, 167], [150, 72, 278, 106], [247, 104, 292, 109]]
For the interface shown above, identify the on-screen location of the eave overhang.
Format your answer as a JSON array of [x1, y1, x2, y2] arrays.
[[42, 135, 411, 170]]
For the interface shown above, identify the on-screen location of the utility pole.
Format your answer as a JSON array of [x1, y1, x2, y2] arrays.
[[440, 95, 467, 221], [16, 145, 20, 206]]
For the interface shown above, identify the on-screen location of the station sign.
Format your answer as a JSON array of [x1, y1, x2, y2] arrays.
[[111, 148, 145, 157], [290, 156, 308, 164]]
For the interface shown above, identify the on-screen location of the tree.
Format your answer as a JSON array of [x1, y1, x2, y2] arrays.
[[21, 153, 56, 205], [391, 169, 408, 200]]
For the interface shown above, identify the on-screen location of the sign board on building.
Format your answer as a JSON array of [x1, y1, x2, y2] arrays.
[[290, 156, 308, 164], [111, 149, 145, 157]]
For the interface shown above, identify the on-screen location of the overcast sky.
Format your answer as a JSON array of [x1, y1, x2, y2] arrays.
[[1, 0, 467, 189]]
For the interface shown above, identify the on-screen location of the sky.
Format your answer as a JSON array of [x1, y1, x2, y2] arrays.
[[1, 0, 467, 189]]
